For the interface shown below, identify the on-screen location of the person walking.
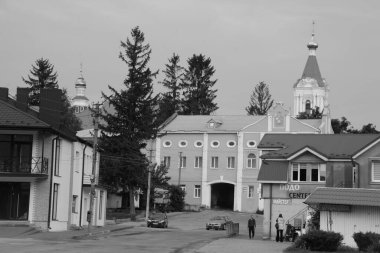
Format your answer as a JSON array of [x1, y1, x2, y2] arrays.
[[276, 214, 285, 242], [248, 215, 256, 239]]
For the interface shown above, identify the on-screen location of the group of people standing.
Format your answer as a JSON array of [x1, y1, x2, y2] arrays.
[[247, 213, 285, 242]]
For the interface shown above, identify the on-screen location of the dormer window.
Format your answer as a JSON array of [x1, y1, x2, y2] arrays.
[[207, 119, 222, 128]]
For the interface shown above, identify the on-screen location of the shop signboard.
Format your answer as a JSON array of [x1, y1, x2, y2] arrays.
[[272, 199, 292, 205]]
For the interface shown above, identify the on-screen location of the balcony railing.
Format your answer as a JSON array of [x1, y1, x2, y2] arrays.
[[0, 157, 49, 175]]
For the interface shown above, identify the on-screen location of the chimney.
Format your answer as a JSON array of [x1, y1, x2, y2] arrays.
[[16, 87, 30, 111], [0, 87, 8, 101], [39, 88, 63, 129]]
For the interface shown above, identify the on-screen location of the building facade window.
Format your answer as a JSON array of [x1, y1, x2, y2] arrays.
[[72, 195, 78, 213], [211, 156, 219, 169], [52, 183, 59, 220], [163, 140, 172, 147], [195, 156, 203, 168], [247, 140, 256, 148], [247, 153, 256, 169], [194, 185, 201, 198], [0, 134, 33, 173], [372, 161, 380, 182], [227, 156, 235, 169], [180, 184, 186, 192], [179, 140, 188, 147], [180, 156, 187, 169], [211, 140, 220, 148], [194, 141, 203, 148], [163, 156, 171, 168], [227, 140, 236, 147], [292, 163, 326, 182], [54, 139, 61, 176], [248, 186, 254, 198]]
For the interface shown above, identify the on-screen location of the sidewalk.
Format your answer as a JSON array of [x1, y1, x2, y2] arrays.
[[197, 235, 291, 253]]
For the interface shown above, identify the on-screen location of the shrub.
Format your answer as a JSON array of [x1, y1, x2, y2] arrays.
[[256, 209, 264, 215], [167, 185, 185, 212], [353, 232, 380, 252], [368, 242, 380, 253], [293, 230, 343, 252]]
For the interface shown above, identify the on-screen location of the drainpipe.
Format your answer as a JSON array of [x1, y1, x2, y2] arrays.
[[47, 135, 59, 230], [269, 183, 273, 239], [351, 157, 360, 188], [79, 144, 87, 227]]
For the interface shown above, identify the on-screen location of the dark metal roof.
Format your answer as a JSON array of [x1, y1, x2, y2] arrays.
[[0, 99, 50, 129], [258, 134, 380, 160], [305, 187, 380, 207], [301, 55, 324, 87], [257, 161, 288, 182]]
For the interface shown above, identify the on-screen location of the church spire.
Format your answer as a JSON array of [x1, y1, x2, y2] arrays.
[[307, 21, 318, 55]]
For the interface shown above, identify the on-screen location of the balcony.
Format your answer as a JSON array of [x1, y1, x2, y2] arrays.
[[0, 157, 49, 177]]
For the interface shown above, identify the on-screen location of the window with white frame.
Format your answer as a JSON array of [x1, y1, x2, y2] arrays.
[[211, 140, 220, 148], [180, 156, 187, 168], [194, 185, 201, 198], [179, 140, 188, 147], [247, 153, 256, 169], [54, 139, 61, 176], [211, 156, 219, 169], [163, 140, 172, 147], [194, 141, 203, 148], [372, 160, 380, 182], [292, 163, 326, 182], [247, 140, 256, 148], [180, 184, 186, 192], [248, 186, 254, 198], [227, 156, 235, 169], [227, 140, 236, 147], [72, 195, 78, 213], [195, 156, 203, 168], [163, 156, 171, 168]]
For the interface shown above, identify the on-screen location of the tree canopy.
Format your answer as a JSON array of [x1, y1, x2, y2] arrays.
[[99, 26, 160, 219], [180, 54, 218, 115], [22, 58, 81, 132], [331, 117, 379, 134], [246, 81, 274, 115]]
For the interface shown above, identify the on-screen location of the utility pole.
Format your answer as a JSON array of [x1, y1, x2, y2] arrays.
[[88, 103, 100, 234], [178, 152, 182, 186], [145, 148, 154, 221]]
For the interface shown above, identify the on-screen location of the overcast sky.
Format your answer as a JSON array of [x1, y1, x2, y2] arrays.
[[1, 0, 379, 129]]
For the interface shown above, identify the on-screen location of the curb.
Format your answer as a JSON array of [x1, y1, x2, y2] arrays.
[[72, 229, 111, 240]]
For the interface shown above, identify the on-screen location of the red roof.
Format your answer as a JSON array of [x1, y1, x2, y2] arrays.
[[305, 187, 380, 207]]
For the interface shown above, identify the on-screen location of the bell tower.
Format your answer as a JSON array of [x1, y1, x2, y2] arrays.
[[72, 64, 90, 113], [293, 23, 329, 116]]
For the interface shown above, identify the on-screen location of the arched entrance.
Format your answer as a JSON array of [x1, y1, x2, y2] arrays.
[[210, 183, 234, 210]]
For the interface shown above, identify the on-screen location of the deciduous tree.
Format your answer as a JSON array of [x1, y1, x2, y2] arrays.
[[246, 82, 274, 115]]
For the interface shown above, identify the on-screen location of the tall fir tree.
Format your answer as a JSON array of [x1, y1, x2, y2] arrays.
[[180, 54, 218, 115], [245, 81, 274, 115], [22, 58, 81, 132], [157, 53, 184, 125], [100, 26, 159, 219], [22, 58, 59, 106]]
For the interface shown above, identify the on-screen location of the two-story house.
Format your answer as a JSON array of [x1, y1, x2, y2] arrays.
[[0, 87, 106, 231], [257, 133, 380, 241]]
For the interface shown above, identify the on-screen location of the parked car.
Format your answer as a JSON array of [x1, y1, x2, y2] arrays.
[[206, 216, 231, 230], [147, 213, 168, 228]]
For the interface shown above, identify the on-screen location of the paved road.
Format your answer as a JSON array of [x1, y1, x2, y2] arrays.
[[0, 210, 289, 253]]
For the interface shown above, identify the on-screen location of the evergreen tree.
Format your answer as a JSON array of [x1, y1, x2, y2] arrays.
[[157, 53, 184, 125], [180, 54, 218, 115], [22, 58, 81, 132], [99, 26, 159, 220], [245, 82, 274, 115], [22, 58, 59, 106]]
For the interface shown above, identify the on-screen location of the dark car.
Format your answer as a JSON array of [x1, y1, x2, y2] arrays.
[[206, 216, 231, 230], [147, 213, 168, 228]]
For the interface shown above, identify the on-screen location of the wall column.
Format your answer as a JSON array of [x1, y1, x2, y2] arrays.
[[201, 133, 210, 207], [235, 132, 244, 211]]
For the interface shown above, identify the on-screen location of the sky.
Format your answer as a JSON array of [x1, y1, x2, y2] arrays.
[[1, 0, 379, 129]]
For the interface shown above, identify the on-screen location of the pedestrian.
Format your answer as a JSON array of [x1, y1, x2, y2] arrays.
[[276, 214, 285, 242], [248, 215, 256, 239]]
